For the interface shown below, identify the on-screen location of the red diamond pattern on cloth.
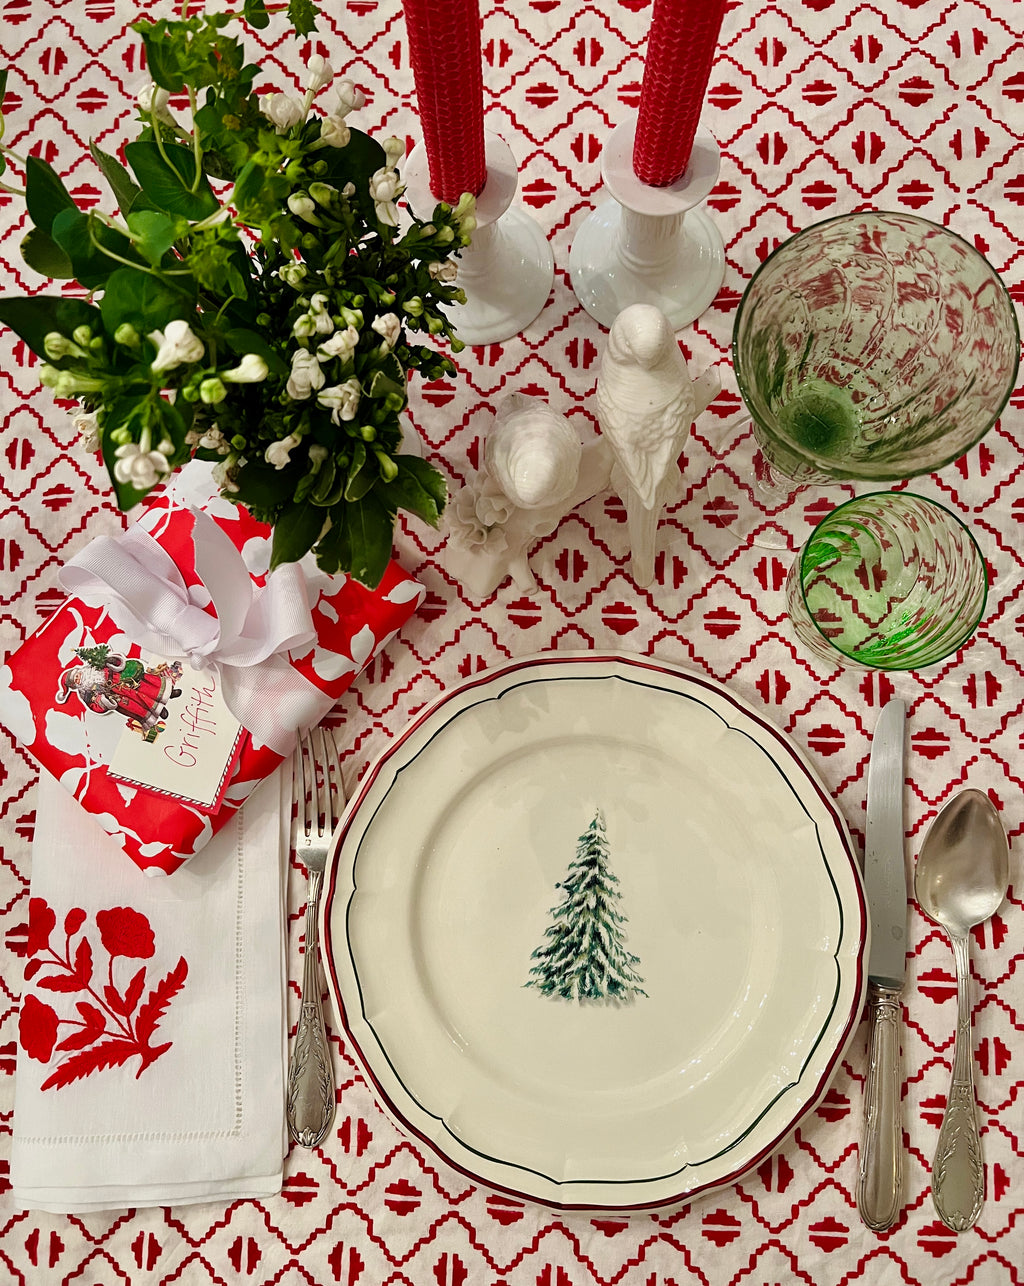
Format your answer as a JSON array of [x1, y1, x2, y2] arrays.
[[1, 0, 1023, 1283]]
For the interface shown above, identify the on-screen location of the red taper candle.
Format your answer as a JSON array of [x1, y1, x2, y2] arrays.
[[633, 0, 727, 187], [402, 0, 487, 203]]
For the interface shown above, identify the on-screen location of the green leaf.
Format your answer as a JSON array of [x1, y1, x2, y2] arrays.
[[232, 460, 298, 510], [24, 154, 77, 234], [20, 227, 75, 278], [319, 128, 386, 215], [365, 365, 406, 402], [124, 141, 219, 221], [386, 455, 448, 527], [51, 208, 144, 290], [287, 0, 317, 36], [131, 22, 186, 94], [127, 209, 180, 266], [231, 159, 265, 215], [89, 141, 148, 216], [309, 455, 343, 506], [269, 500, 324, 569], [99, 267, 193, 336], [343, 440, 375, 502], [0, 294, 101, 358], [328, 491, 395, 588], [242, 0, 271, 29]]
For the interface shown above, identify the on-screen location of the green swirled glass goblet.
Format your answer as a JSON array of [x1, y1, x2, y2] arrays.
[[720, 211, 1020, 546], [786, 491, 988, 671]]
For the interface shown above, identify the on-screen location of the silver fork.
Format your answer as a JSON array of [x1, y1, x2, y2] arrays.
[[286, 724, 343, 1148]]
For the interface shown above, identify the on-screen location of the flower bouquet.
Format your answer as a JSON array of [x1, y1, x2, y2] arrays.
[[0, 0, 475, 588]]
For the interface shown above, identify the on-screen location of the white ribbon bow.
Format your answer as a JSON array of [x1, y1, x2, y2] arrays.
[[59, 508, 332, 755]]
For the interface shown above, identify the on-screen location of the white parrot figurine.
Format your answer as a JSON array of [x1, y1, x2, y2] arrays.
[[596, 304, 720, 586]]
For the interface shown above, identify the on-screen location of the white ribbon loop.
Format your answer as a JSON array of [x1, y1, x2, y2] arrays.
[[59, 508, 332, 755]]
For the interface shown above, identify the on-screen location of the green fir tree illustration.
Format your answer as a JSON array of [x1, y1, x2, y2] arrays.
[[76, 644, 111, 667], [525, 809, 647, 1003]]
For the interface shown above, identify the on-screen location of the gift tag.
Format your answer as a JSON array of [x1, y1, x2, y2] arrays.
[[102, 657, 246, 813]]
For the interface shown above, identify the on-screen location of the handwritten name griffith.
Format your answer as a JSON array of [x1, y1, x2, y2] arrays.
[[163, 681, 219, 768]]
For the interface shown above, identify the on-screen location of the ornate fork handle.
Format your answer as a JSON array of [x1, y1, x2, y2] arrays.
[[286, 866, 336, 1148]]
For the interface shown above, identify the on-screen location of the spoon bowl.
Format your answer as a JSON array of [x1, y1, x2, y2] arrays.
[[916, 790, 1010, 935], [915, 788, 1010, 1232]]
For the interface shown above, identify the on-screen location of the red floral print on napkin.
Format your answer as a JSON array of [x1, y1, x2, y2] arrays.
[[16, 897, 187, 1090]]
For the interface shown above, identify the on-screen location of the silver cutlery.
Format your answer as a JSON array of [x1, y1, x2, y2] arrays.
[[914, 788, 1009, 1231], [857, 698, 908, 1232], [287, 725, 343, 1148]]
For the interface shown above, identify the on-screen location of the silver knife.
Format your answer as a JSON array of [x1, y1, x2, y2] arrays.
[[857, 698, 908, 1232]]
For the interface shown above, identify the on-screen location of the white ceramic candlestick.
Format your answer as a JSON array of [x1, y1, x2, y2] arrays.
[[569, 120, 725, 330], [404, 130, 554, 346]]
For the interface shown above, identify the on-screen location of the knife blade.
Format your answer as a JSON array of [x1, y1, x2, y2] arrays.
[[856, 697, 908, 1231]]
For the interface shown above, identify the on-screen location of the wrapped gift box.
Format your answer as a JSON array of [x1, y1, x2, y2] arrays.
[[0, 486, 424, 875]]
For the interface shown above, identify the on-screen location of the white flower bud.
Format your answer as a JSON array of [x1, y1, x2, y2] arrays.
[[43, 331, 86, 360], [265, 432, 302, 470], [198, 427, 229, 453], [371, 312, 401, 349], [317, 325, 359, 363], [318, 115, 351, 149], [221, 354, 269, 383], [260, 92, 303, 133], [318, 378, 361, 424], [287, 192, 321, 224], [285, 348, 326, 400], [369, 167, 403, 227], [113, 441, 172, 489], [335, 78, 366, 116], [305, 54, 334, 93], [278, 261, 308, 288], [149, 319, 205, 373], [72, 411, 100, 452], [138, 82, 174, 123]]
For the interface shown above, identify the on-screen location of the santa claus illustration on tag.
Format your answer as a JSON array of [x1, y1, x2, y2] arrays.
[[55, 644, 184, 742]]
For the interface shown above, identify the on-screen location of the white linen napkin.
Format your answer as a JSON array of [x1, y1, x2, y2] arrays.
[[11, 766, 289, 1212]]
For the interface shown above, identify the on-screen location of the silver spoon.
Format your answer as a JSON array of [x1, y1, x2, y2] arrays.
[[914, 788, 1009, 1231]]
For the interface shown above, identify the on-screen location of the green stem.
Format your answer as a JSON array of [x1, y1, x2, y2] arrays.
[[186, 85, 203, 193], [93, 210, 132, 238], [149, 109, 181, 183], [190, 202, 233, 233], [86, 214, 158, 274]]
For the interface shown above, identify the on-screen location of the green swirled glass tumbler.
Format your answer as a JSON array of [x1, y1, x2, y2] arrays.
[[786, 492, 988, 671], [733, 212, 1020, 486]]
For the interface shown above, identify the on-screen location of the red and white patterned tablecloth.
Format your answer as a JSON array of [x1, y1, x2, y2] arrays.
[[1, 1, 1022, 1283]]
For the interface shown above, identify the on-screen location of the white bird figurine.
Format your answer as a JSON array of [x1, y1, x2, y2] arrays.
[[596, 304, 720, 586], [442, 393, 612, 597]]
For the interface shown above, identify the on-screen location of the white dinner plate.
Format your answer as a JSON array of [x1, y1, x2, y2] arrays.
[[321, 652, 867, 1210]]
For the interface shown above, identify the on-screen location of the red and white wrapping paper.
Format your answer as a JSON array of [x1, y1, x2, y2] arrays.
[[0, 482, 424, 875]]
